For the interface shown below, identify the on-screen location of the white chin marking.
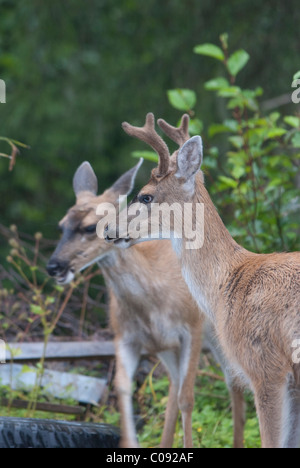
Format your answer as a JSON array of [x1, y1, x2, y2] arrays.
[[56, 271, 75, 285]]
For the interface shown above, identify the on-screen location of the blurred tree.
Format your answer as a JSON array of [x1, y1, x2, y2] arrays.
[[0, 0, 299, 250]]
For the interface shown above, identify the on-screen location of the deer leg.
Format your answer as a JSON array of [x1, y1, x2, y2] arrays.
[[177, 326, 202, 448], [281, 371, 300, 448], [203, 319, 245, 448], [115, 339, 141, 448], [158, 350, 180, 448], [218, 357, 246, 448], [253, 379, 286, 448], [230, 383, 246, 448]]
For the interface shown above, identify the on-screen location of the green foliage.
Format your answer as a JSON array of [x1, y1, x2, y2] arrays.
[[165, 36, 300, 253], [1, 1, 300, 247], [167, 89, 197, 112], [0, 226, 104, 418], [100, 362, 260, 448]]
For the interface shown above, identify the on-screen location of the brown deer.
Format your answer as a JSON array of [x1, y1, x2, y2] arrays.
[[105, 112, 300, 448], [47, 159, 245, 448]]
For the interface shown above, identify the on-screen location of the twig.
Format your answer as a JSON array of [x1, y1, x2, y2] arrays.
[[198, 370, 225, 382]]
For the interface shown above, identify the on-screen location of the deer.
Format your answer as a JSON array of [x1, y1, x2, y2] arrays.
[[105, 112, 300, 448], [47, 158, 246, 448]]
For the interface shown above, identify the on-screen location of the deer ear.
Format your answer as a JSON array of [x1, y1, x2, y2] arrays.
[[176, 136, 203, 181], [109, 158, 143, 197], [73, 162, 98, 197]]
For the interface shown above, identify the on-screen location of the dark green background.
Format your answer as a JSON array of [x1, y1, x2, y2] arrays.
[[0, 0, 299, 248]]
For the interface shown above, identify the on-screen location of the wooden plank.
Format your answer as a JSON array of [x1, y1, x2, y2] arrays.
[[0, 364, 107, 405], [5, 341, 148, 362], [6, 341, 116, 362], [0, 399, 85, 416]]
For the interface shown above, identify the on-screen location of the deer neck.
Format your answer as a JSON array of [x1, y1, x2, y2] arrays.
[[172, 178, 249, 321], [98, 244, 156, 302]]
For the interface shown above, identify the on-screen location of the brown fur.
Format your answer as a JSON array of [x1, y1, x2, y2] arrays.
[[48, 168, 202, 448], [48, 162, 246, 448], [108, 113, 300, 448]]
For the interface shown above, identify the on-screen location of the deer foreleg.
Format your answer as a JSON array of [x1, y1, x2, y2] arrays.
[[115, 339, 141, 448]]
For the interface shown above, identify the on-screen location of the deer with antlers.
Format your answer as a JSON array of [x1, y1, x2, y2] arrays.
[[105, 112, 300, 448], [47, 157, 245, 448]]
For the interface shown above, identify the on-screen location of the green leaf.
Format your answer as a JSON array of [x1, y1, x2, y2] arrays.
[[229, 136, 244, 149], [291, 132, 300, 148], [9, 347, 22, 357], [223, 119, 239, 132], [30, 304, 45, 316], [218, 176, 238, 189], [227, 50, 250, 76], [204, 77, 229, 91], [219, 33, 229, 50], [208, 124, 231, 138], [231, 165, 246, 179], [217, 86, 241, 97], [208, 120, 240, 138], [193, 43, 225, 61], [189, 118, 203, 135], [269, 112, 280, 123], [167, 89, 196, 111], [21, 365, 34, 374], [265, 128, 287, 139], [132, 151, 158, 162], [45, 296, 55, 305], [284, 116, 300, 128]]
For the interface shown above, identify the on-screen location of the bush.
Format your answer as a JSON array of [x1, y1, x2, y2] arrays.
[[140, 34, 300, 254]]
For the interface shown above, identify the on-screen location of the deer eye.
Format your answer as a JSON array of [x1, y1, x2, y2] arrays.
[[139, 195, 153, 204], [84, 225, 97, 234]]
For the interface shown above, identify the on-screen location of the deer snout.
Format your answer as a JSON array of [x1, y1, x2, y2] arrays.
[[104, 224, 118, 242], [104, 224, 131, 247], [46, 259, 69, 277]]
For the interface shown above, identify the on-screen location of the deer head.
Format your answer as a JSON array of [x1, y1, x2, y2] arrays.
[[105, 113, 204, 248], [47, 159, 143, 284]]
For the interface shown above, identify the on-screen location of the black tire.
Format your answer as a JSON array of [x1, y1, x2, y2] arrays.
[[0, 417, 120, 448]]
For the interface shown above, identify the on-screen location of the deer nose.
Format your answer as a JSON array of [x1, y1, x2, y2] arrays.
[[104, 224, 115, 242], [46, 260, 68, 277]]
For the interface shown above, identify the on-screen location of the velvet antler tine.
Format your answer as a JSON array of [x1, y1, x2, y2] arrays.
[[157, 114, 190, 147], [122, 113, 170, 177]]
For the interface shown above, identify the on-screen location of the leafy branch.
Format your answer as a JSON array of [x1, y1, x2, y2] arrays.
[[0, 137, 29, 171]]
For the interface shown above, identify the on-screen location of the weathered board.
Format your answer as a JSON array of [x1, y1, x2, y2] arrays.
[[6, 341, 117, 362], [0, 364, 107, 405], [5, 340, 149, 362], [0, 399, 85, 417]]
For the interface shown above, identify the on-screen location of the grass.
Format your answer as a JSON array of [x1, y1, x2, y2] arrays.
[[100, 361, 261, 449], [0, 354, 261, 448]]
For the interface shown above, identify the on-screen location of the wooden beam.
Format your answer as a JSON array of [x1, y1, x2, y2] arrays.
[[6, 341, 116, 362], [6, 341, 148, 363], [0, 399, 85, 416], [0, 364, 107, 405]]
